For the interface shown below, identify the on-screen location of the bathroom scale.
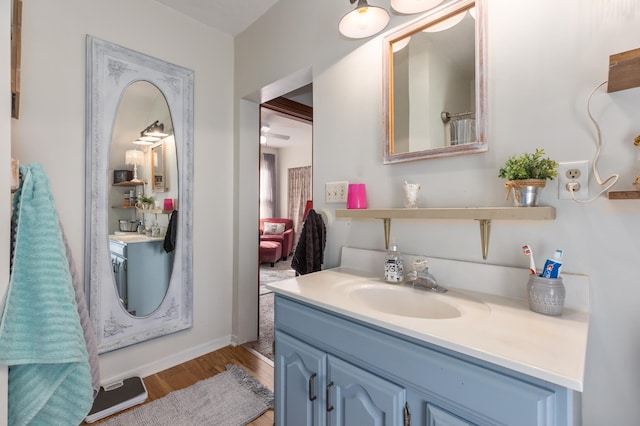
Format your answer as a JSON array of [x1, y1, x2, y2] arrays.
[[85, 376, 148, 423]]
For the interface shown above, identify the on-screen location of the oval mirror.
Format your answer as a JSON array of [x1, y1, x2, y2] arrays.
[[108, 81, 176, 317], [86, 36, 193, 353], [383, 0, 487, 163]]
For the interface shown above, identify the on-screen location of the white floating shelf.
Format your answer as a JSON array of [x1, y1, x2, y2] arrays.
[[335, 207, 556, 259]]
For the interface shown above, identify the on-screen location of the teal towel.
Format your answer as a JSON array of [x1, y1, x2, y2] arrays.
[[0, 164, 93, 425]]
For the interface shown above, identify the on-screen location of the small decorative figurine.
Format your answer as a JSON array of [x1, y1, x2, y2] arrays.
[[403, 181, 421, 208]]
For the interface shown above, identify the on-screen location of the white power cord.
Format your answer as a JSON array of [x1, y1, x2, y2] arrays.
[[567, 80, 619, 203]]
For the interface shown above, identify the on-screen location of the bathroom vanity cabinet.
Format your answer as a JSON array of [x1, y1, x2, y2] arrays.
[[274, 295, 579, 426], [108, 238, 173, 316]]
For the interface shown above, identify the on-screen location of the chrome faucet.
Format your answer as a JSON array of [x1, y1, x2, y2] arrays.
[[405, 257, 447, 293]]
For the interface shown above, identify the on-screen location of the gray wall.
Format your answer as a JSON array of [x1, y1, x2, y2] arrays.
[[10, 0, 235, 386], [235, 0, 640, 423]]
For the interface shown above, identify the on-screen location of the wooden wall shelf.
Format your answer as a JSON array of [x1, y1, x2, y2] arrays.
[[137, 208, 174, 215], [608, 47, 640, 93], [608, 190, 640, 200], [113, 181, 145, 187], [336, 207, 556, 259]]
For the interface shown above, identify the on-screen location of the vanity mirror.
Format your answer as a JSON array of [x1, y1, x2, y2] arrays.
[[383, 0, 487, 164], [151, 142, 167, 192], [86, 36, 194, 353]]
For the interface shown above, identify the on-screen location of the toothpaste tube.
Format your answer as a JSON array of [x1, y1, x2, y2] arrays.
[[541, 249, 564, 279]]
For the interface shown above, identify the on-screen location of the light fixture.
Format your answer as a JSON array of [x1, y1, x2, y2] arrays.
[[144, 120, 168, 138], [260, 125, 268, 144], [125, 149, 144, 182], [422, 9, 466, 32], [390, 0, 444, 14], [339, 0, 390, 39], [133, 120, 169, 145], [133, 136, 156, 146], [392, 36, 411, 52]]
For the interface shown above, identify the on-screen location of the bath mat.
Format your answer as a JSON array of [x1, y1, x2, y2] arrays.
[[100, 364, 273, 426]]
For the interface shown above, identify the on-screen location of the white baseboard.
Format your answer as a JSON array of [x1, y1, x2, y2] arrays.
[[230, 334, 242, 346], [99, 336, 232, 386]]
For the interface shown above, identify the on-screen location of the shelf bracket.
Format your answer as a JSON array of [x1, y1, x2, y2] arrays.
[[382, 218, 391, 250], [477, 219, 491, 260], [383, 217, 491, 258]]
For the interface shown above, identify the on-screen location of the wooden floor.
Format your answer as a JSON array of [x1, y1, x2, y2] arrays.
[[91, 345, 274, 425]]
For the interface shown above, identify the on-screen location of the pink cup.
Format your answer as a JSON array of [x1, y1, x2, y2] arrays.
[[163, 198, 174, 211], [347, 184, 367, 209]]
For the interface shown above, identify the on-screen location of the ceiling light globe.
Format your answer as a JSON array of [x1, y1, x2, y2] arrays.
[[422, 10, 466, 32], [339, 2, 390, 39], [390, 0, 444, 14], [392, 36, 411, 52], [133, 139, 154, 146]]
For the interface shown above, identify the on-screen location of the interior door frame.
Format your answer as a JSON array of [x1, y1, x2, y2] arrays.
[[255, 94, 313, 342]]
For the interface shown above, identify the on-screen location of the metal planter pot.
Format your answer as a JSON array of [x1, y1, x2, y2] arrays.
[[505, 179, 546, 207]]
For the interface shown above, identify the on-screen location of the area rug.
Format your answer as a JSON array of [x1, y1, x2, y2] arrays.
[[243, 293, 274, 361], [100, 364, 273, 426], [245, 263, 293, 361], [259, 261, 295, 295]]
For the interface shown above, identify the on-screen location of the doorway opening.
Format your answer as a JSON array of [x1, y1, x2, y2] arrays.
[[243, 87, 313, 363]]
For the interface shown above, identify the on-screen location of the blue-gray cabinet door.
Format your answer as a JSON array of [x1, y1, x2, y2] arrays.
[[275, 331, 327, 426], [426, 404, 474, 426], [327, 355, 406, 426]]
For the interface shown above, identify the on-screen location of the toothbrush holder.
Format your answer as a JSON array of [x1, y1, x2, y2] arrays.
[[527, 275, 565, 315]]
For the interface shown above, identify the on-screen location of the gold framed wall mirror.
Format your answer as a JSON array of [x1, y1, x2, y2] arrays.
[[383, 0, 487, 164], [152, 142, 167, 192]]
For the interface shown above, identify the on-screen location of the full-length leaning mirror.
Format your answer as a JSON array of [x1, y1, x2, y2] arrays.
[[383, 0, 487, 164], [86, 36, 194, 353]]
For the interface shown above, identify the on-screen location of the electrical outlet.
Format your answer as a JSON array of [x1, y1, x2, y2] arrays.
[[325, 181, 348, 203], [558, 161, 589, 200]]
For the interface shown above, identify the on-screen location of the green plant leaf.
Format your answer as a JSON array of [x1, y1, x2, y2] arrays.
[[498, 149, 558, 180]]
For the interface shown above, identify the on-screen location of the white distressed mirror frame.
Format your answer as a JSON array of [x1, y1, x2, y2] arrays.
[[383, 0, 487, 164], [85, 35, 194, 353]]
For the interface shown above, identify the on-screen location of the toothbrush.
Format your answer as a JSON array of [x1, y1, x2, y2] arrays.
[[522, 244, 536, 275]]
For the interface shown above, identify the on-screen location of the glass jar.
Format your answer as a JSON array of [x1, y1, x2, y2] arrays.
[[527, 275, 565, 315]]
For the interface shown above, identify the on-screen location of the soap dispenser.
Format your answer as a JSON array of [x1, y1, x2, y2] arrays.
[[384, 245, 404, 283]]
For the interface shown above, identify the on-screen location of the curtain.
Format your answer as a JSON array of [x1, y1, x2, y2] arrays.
[[260, 153, 276, 218], [288, 166, 312, 247]]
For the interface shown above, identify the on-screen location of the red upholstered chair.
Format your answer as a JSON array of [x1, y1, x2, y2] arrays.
[[259, 218, 294, 260]]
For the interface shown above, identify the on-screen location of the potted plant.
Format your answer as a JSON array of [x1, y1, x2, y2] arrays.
[[137, 194, 154, 209], [498, 149, 558, 207]]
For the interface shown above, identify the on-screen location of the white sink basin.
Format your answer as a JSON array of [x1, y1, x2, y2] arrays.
[[348, 285, 462, 319]]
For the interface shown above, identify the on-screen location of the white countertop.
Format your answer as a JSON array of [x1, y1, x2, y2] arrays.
[[267, 266, 589, 392], [109, 234, 164, 244]]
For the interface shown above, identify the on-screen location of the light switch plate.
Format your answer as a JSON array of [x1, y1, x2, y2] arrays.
[[325, 181, 348, 203]]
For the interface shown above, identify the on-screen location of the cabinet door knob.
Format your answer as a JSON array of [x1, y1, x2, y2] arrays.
[[308, 373, 317, 401], [326, 381, 334, 412]]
